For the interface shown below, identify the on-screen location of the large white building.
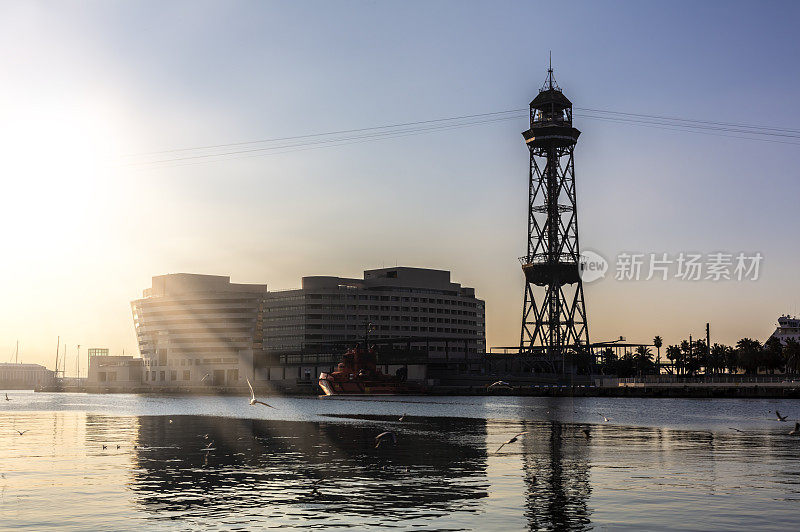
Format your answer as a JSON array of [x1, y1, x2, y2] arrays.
[[131, 274, 267, 387], [263, 267, 486, 357]]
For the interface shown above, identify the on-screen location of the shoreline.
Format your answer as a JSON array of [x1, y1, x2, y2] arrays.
[[25, 383, 800, 399]]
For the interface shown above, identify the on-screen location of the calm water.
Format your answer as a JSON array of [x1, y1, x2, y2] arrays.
[[2, 392, 800, 530]]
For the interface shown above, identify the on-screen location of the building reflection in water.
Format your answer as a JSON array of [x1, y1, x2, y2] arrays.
[[519, 421, 592, 531], [129, 415, 489, 525]]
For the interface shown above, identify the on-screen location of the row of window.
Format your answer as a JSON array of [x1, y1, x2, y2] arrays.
[[144, 369, 240, 382], [145, 357, 240, 367], [303, 304, 478, 316], [304, 293, 478, 307]]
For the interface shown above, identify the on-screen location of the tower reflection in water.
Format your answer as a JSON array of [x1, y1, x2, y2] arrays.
[[519, 421, 592, 531]]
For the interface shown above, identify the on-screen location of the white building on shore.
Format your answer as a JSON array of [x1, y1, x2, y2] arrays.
[[131, 273, 267, 388]]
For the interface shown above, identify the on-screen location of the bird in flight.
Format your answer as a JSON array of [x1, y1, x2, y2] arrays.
[[775, 410, 788, 422], [15, 430, 27, 436], [4, 393, 9, 401], [398, 412, 407, 422], [247, 377, 275, 408], [597, 413, 611, 422], [728, 427, 745, 433], [488, 381, 512, 389], [790, 423, 800, 436], [201, 373, 210, 383], [494, 432, 529, 454], [375, 431, 397, 449]]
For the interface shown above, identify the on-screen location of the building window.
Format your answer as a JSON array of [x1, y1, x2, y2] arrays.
[[170, 370, 177, 381], [183, 370, 190, 381], [160, 371, 166, 381]]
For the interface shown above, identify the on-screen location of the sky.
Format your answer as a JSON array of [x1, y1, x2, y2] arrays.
[[1, 1, 799, 372]]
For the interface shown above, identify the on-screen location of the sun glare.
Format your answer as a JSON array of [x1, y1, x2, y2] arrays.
[[0, 103, 117, 262]]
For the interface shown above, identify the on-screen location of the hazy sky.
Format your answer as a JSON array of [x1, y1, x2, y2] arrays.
[[1, 1, 799, 372]]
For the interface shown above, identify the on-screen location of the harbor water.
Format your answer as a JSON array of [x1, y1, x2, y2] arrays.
[[1, 392, 800, 530]]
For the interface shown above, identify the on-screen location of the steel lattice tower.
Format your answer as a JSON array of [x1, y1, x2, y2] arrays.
[[519, 64, 589, 362]]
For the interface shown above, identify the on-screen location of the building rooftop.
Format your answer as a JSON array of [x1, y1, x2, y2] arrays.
[[142, 273, 268, 298]]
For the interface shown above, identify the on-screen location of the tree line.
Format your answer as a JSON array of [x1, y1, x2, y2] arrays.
[[571, 335, 800, 377]]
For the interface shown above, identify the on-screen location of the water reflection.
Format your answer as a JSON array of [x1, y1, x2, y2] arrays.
[[520, 422, 591, 531], [129, 415, 490, 527], [5, 396, 800, 530]]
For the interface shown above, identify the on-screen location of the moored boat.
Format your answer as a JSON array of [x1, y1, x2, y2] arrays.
[[318, 345, 421, 396]]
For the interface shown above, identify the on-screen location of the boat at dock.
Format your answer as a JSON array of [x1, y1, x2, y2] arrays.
[[318, 345, 421, 396]]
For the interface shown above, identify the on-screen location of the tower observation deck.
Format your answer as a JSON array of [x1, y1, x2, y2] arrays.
[[519, 63, 589, 364]]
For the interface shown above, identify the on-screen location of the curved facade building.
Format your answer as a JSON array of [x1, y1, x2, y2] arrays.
[[131, 274, 266, 387], [264, 267, 486, 357]]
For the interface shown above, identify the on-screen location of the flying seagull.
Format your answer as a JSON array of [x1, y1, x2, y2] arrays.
[[246, 377, 275, 408], [15, 430, 27, 436], [398, 412, 407, 422], [200, 373, 210, 383], [375, 431, 397, 449], [775, 410, 788, 422], [4, 393, 9, 401], [488, 381, 512, 389], [494, 432, 529, 454], [790, 423, 800, 436], [728, 427, 746, 433], [596, 413, 611, 422]]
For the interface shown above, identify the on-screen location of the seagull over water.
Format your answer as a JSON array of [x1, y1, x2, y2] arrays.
[[375, 431, 397, 449], [596, 413, 611, 422], [4, 393, 9, 401], [494, 432, 529, 454], [398, 412, 407, 422], [246, 377, 275, 408], [775, 410, 788, 422], [790, 423, 800, 436], [15, 430, 27, 436]]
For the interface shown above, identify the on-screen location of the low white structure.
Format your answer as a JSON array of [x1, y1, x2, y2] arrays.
[[0, 363, 54, 389], [87, 355, 143, 390]]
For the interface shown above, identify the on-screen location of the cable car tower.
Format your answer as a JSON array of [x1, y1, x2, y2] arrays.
[[519, 61, 589, 363]]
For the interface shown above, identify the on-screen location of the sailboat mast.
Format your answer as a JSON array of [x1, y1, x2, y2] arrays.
[[55, 336, 60, 375], [15, 340, 18, 364]]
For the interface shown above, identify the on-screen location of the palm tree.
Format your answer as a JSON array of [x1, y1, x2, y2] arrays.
[[665, 345, 681, 375], [653, 336, 663, 373], [634, 346, 654, 376], [784, 339, 800, 374], [736, 338, 762, 374]]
